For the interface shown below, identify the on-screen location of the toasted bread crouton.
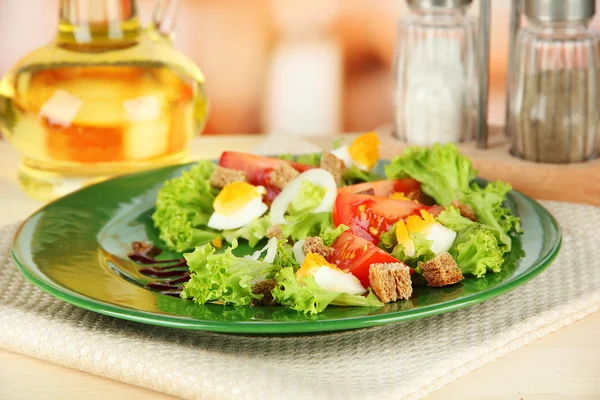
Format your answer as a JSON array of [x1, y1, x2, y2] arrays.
[[451, 200, 477, 222], [251, 279, 278, 307], [420, 252, 464, 287], [266, 224, 285, 240], [303, 236, 334, 258], [209, 166, 247, 188], [320, 152, 344, 186], [369, 262, 413, 303], [270, 162, 300, 190]]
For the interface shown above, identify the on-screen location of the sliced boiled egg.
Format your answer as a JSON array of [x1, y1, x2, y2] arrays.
[[207, 182, 268, 230], [330, 132, 380, 171], [296, 253, 366, 295], [396, 210, 457, 256], [270, 168, 337, 225]]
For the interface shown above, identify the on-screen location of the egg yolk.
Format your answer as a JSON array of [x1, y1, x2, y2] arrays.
[[405, 210, 436, 234], [396, 210, 437, 254], [348, 132, 380, 170], [389, 192, 417, 202], [296, 253, 341, 280], [395, 221, 415, 255], [213, 182, 263, 216]]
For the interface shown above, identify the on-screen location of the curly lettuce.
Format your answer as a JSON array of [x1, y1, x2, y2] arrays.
[[152, 161, 219, 252], [379, 225, 434, 268], [282, 212, 347, 245], [272, 267, 382, 314], [461, 181, 522, 239], [449, 224, 505, 278], [385, 143, 476, 206], [385, 144, 521, 256], [181, 241, 280, 306], [436, 206, 474, 232], [222, 215, 271, 248]]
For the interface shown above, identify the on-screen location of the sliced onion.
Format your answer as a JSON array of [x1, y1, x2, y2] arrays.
[[293, 240, 306, 265], [244, 237, 278, 264], [270, 168, 338, 225], [263, 237, 278, 264]]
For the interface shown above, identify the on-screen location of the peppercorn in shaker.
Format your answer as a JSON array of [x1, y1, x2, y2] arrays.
[[507, 0, 600, 163], [393, 0, 479, 145]]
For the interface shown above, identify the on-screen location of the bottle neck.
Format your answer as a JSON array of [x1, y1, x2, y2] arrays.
[[57, 0, 141, 46]]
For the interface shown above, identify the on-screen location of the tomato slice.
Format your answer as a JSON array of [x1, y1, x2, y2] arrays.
[[332, 192, 443, 244], [219, 151, 313, 183], [219, 152, 314, 204], [328, 231, 405, 288], [337, 179, 421, 199]]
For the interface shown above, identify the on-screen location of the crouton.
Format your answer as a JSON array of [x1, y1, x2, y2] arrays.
[[357, 188, 375, 196], [451, 200, 477, 222], [320, 152, 344, 186], [420, 252, 464, 287], [251, 279, 278, 307], [209, 166, 247, 188], [303, 236, 334, 258], [266, 224, 285, 240], [270, 162, 300, 190], [369, 262, 413, 303]]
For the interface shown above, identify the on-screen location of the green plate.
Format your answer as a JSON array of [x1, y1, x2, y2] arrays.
[[12, 161, 561, 334]]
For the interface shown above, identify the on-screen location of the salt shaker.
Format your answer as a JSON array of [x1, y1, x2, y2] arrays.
[[393, 0, 479, 146], [507, 0, 600, 163]]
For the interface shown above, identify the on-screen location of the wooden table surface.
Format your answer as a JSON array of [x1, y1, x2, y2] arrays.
[[0, 134, 599, 400]]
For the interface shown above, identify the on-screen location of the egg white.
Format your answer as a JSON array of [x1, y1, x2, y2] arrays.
[[270, 168, 338, 225], [313, 266, 366, 295], [207, 196, 268, 230], [330, 145, 370, 171], [425, 223, 457, 255]]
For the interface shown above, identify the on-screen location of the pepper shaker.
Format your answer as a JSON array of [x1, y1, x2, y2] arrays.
[[507, 0, 600, 163], [393, 0, 482, 146]]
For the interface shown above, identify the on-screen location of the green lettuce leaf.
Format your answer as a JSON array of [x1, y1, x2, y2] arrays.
[[436, 206, 474, 232], [379, 225, 435, 268], [288, 180, 326, 216], [461, 181, 522, 239], [272, 267, 382, 314], [282, 212, 347, 245], [222, 215, 271, 248], [181, 241, 279, 306], [273, 240, 299, 269], [392, 233, 435, 269], [342, 165, 383, 186], [385, 143, 477, 206], [152, 161, 219, 252], [449, 224, 505, 278], [277, 153, 322, 166], [331, 290, 383, 307]]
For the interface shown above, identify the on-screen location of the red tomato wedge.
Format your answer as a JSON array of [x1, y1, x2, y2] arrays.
[[328, 231, 407, 288], [332, 192, 444, 244], [337, 179, 421, 199], [219, 152, 314, 204]]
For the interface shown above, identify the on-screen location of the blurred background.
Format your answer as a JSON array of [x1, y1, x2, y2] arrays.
[[1, 0, 599, 136]]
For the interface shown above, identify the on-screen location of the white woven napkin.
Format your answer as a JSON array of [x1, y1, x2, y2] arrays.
[[1, 201, 599, 400]]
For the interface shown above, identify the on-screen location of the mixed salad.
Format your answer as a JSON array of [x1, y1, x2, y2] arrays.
[[142, 132, 522, 314]]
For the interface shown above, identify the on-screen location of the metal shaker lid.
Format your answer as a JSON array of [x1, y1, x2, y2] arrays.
[[406, 0, 473, 9], [525, 0, 595, 22]]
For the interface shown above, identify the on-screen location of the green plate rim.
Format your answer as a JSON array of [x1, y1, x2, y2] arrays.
[[10, 163, 562, 334]]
